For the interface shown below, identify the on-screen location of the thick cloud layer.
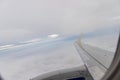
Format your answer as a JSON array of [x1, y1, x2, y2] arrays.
[[0, 37, 83, 80], [0, 0, 120, 43]]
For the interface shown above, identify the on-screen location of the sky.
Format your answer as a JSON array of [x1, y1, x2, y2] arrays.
[[0, 0, 120, 43], [0, 0, 120, 80]]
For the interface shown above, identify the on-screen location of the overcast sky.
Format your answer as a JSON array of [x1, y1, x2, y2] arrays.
[[0, 0, 120, 80], [0, 0, 120, 43]]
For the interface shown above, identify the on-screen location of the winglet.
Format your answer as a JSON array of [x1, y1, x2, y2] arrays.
[[76, 33, 83, 49]]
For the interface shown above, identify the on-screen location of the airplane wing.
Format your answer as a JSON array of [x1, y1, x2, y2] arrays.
[[31, 36, 115, 80], [75, 38, 114, 80]]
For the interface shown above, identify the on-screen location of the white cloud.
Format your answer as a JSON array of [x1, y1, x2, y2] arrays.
[[0, 44, 14, 50], [48, 34, 59, 38], [0, 35, 61, 51], [20, 38, 41, 44], [0, 39, 83, 80]]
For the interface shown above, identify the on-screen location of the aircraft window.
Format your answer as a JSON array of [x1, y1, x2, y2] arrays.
[[0, 0, 120, 80]]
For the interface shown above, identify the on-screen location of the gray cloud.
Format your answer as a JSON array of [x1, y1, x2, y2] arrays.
[[0, 0, 120, 42]]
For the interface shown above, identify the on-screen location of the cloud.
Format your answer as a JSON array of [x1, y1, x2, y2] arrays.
[[0, 28, 33, 43], [0, 0, 120, 43], [0, 34, 61, 51], [0, 44, 14, 50], [0, 37, 83, 80], [83, 33, 119, 52], [112, 16, 120, 24], [20, 38, 41, 44], [48, 34, 59, 38], [112, 16, 120, 20], [0, 1, 119, 79]]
